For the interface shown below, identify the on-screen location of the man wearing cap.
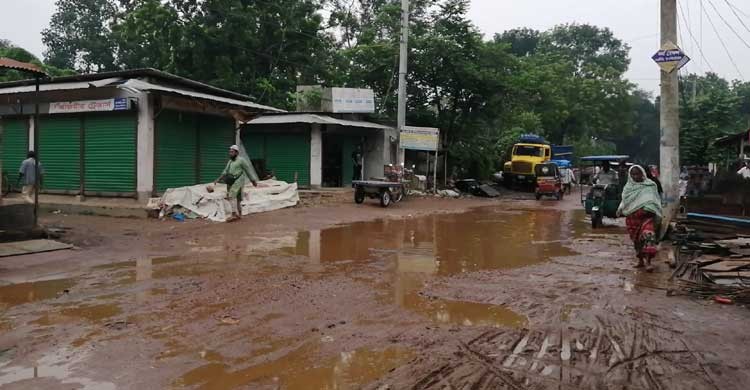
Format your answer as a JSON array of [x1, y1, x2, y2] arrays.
[[213, 145, 259, 222]]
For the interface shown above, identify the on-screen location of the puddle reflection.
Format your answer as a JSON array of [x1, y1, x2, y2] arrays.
[[177, 343, 412, 390]]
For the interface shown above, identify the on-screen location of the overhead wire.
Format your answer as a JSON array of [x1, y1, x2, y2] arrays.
[[705, 0, 750, 49], [677, 0, 715, 72], [725, 0, 750, 19], [702, 0, 745, 78], [722, 0, 750, 35]]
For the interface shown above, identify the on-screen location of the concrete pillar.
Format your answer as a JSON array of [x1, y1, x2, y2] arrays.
[[136, 94, 155, 201], [310, 124, 322, 188]]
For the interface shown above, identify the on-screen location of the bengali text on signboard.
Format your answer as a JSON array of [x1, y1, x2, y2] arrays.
[[400, 126, 440, 151], [49, 98, 130, 114]]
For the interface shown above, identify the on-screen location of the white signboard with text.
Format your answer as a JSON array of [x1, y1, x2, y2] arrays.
[[330, 88, 375, 113], [400, 126, 439, 151], [49, 98, 130, 114]]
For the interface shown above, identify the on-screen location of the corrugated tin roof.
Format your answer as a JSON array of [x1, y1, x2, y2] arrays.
[[0, 68, 254, 102], [0, 58, 47, 76], [120, 79, 284, 113], [0, 77, 123, 94], [246, 113, 392, 130]]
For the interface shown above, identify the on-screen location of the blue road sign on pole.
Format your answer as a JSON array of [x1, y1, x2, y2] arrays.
[[652, 43, 690, 73]]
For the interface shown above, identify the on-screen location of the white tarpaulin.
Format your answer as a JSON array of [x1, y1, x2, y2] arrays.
[[150, 180, 299, 222]]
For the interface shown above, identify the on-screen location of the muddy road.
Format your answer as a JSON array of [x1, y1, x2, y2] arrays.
[[1, 193, 749, 389]]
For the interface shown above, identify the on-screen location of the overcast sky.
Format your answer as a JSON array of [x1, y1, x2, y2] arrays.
[[2, 0, 749, 95]]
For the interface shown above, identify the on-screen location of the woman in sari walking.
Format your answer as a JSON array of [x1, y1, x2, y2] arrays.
[[617, 165, 663, 272]]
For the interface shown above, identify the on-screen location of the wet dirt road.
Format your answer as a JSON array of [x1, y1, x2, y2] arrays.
[[1, 194, 749, 389]]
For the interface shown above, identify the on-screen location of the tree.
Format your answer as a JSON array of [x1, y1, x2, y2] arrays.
[[0, 40, 76, 82], [616, 90, 659, 164], [111, 0, 181, 71], [494, 28, 540, 57], [42, 0, 119, 71], [679, 73, 743, 165]]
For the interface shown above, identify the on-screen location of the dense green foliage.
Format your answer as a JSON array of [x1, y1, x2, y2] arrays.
[[678, 73, 750, 166], [2, 0, 748, 176]]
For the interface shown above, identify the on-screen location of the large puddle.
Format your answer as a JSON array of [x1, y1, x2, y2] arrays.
[[287, 207, 580, 274], [2, 206, 590, 389]]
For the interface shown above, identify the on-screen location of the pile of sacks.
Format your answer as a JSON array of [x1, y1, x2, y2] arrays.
[[147, 180, 299, 222]]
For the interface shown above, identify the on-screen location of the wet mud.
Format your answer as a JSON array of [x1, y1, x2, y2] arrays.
[[1, 196, 749, 389]]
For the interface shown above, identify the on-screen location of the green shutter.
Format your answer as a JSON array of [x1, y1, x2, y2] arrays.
[[1, 118, 29, 181], [198, 115, 235, 183], [243, 132, 265, 160], [265, 133, 310, 186], [84, 114, 136, 194], [156, 111, 197, 193], [39, 117, 81, 192]]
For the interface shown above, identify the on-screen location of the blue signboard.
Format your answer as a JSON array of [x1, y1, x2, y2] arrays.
[[652, 46, 690, 73], [652, 49, 686, 63], [113, 98, 129, 111]]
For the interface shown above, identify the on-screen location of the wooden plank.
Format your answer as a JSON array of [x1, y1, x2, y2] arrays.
[[689, 256, 724, 267], [705, 271, 750, 279], [701, 260, 750, 272], [716, 237, 750, 247], [0, 240, 73, 258]]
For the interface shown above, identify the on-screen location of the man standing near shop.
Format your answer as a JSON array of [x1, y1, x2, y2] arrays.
[[18, 151, 44, 203], [212, 145, 259, 222], [352, 144, 364, 183]]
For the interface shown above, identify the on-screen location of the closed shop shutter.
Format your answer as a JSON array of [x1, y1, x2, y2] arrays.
[[242, 132, 265, 160], [265, 133, 310, 186], [1, 118, 28, 181], [198, 115, 235, 183], [84, 114, 137, 195], [156, 111, 197, 193], [39, 116, 81, 192]]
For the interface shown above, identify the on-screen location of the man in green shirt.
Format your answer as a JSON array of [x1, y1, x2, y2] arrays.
[[213, 145, 259, 222]]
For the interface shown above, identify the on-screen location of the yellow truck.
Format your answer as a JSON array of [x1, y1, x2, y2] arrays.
[[503, 135, 572, 186]]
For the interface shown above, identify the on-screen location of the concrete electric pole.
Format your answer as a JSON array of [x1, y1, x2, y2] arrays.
[[396, 0, 409, 166], [660, 0, 680, 229]]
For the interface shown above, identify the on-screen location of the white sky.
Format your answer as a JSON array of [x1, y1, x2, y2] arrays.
[[2, 0, 749, 95]]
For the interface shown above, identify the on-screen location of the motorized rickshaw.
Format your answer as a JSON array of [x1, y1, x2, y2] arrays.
[[579, 155, 630, 228], [535, 163, 564, 200]]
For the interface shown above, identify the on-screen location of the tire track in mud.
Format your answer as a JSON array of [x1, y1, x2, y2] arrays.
[[372, 315, 718, 390]]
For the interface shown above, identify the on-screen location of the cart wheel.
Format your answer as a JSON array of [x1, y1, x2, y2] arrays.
[[354, 188, 365, 204], [393, 189, 404, 203], [535, 193, 542, 201], [380, 190, 392, 207]]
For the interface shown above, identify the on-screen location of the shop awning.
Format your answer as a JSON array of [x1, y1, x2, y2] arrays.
[[246, 113, 392, 130], [0, 77, 124, 94], [118, 79, 284, 113]]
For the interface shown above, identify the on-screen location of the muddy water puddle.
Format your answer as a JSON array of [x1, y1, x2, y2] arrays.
[[176, 342, 413, 390], [2, 206, 599, 389], [0, 278, 76, 310]]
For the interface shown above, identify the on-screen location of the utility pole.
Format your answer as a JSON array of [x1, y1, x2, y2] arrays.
[[660, 0, 680, 232], [396, 0, 409, 166]]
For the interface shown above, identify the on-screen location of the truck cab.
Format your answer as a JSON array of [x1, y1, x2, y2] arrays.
[[503, 135, 552, 186]]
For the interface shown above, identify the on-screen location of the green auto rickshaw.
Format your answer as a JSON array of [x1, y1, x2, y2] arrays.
[[580, 155, 630, 228]]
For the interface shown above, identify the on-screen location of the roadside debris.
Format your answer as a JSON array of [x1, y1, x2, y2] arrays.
[[669, 212, 750, 304]]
